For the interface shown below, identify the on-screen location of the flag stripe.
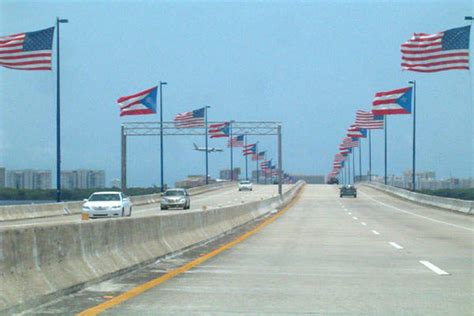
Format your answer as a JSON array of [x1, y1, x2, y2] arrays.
[[401, 26, 470, 72], [0, 27, 54, 71]]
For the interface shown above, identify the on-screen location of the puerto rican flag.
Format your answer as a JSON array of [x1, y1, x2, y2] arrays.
[[243, 143, 256, 156], [117, 86, 157, 116], [347, 125, 367, 139], [209, 122, 230, 138], [372, 87, 412, 115]]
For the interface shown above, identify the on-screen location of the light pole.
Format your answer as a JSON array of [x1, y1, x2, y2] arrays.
[[56, 17, 68, 202], [159, 81, 167, 192], [409, 80, 416, 191]]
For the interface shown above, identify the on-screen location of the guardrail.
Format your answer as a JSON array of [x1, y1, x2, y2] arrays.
[[0, 182, 235, 222], [0, 181, 304, 313], [361, 182, 473, 215]]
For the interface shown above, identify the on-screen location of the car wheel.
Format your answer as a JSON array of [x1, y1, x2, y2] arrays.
[[160, 206, 168, 210], [340, 195, 343, 198], [128, 207, 132, 217], [354, 195, 357, 198], [239, 189, 241, 191]]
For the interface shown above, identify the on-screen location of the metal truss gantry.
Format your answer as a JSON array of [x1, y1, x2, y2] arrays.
[[121, 121, 283, 194]]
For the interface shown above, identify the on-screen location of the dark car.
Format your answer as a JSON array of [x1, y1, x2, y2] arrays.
[[340, 185, 357, 198], [327, 177, 339, 185]]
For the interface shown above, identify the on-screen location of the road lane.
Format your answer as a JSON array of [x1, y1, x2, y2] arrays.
[[93, 184, 473, 315], [0, 184, 289, 230]]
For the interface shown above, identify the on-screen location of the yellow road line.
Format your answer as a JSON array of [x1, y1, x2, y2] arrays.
[[78, 187, 304, 316]]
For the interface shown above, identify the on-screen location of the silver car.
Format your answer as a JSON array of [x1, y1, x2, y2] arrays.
[[82, 191, 132, 218], [160, 188, 190, 210]]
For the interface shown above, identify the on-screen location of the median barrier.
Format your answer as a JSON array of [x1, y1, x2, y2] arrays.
[[361, 182, 473, 215], [0, 181, 304, 313], [0, 182, 236, 222]]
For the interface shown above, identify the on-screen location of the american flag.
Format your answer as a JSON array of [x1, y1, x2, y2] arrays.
[[227, 135, 244, 147], [355, 110, 384, 129], [243, 143, 256, 156], [209, 122, 229, 138], [174, 108, 205, 128], [372, 87, 412, 116], [334, 153, 345, 162], [342, 137, 359, 148], [401, 25, 470, 73], [252, 151, 265, 161], [0, 27, 54, 71]]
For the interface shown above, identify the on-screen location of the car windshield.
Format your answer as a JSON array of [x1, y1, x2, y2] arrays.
[[88, 194, 121, 201], [240, 181, 250, 184], [164, 190, 185, 197]]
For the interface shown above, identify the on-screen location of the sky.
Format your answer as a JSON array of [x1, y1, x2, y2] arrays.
[[0, 0, 472, 187]]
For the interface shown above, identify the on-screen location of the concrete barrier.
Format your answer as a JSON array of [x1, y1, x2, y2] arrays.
[[361, 182, 473, 215], [0, 181, 304, 313], [0, 182, 235, 222]]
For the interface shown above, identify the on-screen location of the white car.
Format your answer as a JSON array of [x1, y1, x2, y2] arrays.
[[238, 181, 253, 191], [82, 192, 132, 218]]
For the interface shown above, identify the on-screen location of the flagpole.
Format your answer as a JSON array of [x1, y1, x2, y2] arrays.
[[230, 121, 234, 181], [368, 130, 372, 182], [245, 135, 248, 180], [409, 80, 416, 191], [347, 159, 350, 185], [256, 142, 259, 184], [55, 17, 68, 202], [264, 153, 267, 184], [205, 106, 210, 185], [352, 149, 355, 184], [359, 141, 362, 182], [384, 116, 388, 185], [159, 81, 167, 192]]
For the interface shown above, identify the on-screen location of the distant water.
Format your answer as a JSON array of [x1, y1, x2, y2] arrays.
[[0, 200, 54, 206]]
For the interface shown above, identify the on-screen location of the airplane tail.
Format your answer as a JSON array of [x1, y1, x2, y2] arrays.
[[193, 143, 198, 150]]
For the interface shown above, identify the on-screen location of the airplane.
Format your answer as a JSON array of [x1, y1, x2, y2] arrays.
[[193, 143, 223, 153]]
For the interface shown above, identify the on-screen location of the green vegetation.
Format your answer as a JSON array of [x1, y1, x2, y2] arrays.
[[418, 188, 474, 201], [0, 187, 161, 201]]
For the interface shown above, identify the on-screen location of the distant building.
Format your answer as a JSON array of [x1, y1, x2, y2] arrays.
[[219, 168, 241, 180], [61, 169, 106, 189], [110, 178, 121, 188], [287, 174, 325, 184], [7, 169, 52, 189], [0, 167, 5, 188], [176, 175, 215, 188]]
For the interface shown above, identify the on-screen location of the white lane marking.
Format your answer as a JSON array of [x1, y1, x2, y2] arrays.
[[419, 261, 449, 275], [360, 191, 474, 232], [389, 242, 404, 249], [371, 230, 380, 235], [361, 222, 367, 226], [348, 212, 352, 215], [352, 216, 358, 220]]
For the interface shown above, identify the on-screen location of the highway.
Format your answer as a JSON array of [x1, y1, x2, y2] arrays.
[[0, 184, 288, 230], [32, 184, 471, 315]]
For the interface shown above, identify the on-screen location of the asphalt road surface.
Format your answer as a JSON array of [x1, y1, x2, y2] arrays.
[[26, 184, 474, 315]]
